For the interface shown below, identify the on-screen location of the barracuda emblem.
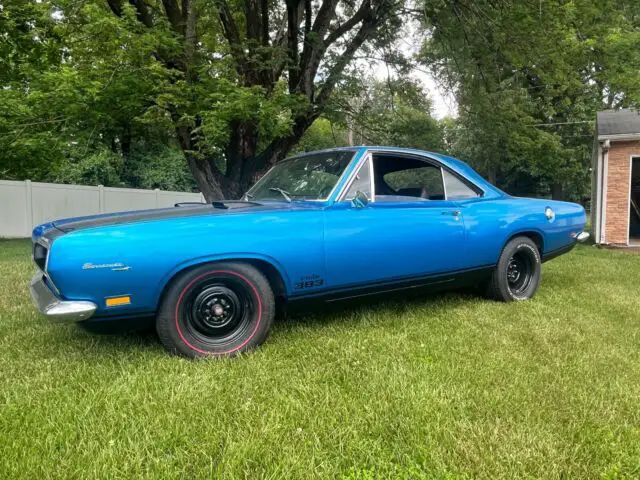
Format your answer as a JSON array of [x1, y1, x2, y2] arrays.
[[82, 262, 131, 271]]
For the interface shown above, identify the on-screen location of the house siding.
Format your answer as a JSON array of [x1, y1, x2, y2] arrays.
[[605, 140, 640, 244]]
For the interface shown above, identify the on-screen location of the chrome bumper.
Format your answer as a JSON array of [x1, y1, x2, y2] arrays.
[[29, 274, 96, 323], [573, 231, 590, 243]]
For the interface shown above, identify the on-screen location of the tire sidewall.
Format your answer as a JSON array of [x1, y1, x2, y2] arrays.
[[498, 238, 541, 301], [157, 262, 275, 358]]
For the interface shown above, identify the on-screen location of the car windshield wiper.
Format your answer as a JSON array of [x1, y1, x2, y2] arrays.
[[268, 187, 292, 203]]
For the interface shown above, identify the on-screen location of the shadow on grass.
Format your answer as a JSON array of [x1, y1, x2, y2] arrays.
[[60, 315, 164, 356], [281, 285, 482, 328], [64, 287, 483, 356]]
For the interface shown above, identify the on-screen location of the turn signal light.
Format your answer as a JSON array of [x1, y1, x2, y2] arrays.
[[106, 296, 131, 307]]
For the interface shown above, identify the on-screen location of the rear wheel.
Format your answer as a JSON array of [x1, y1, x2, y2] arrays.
[[485, 236, 541, 302], [157, 262, 275, 358]]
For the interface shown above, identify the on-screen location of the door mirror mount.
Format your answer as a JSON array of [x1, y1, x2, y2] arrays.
[[351, 191, 369, 209]]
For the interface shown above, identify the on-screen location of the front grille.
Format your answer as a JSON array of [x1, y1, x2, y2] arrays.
[[33, 242, 48, 271]]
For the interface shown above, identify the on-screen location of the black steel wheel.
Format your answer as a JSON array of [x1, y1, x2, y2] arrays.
[[486, 236, 541, 302], [157, 262, 275, 358]]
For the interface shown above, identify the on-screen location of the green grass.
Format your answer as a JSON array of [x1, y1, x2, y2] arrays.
[[1, 239, 640, 479]]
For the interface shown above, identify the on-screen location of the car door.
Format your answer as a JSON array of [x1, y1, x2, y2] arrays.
[[323, 152, 469, 290]]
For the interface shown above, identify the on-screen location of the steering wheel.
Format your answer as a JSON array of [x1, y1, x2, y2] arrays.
[[319, 186, 333, 198]]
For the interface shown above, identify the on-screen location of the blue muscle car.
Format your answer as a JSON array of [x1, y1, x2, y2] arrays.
[[30, 147, 589, 358]]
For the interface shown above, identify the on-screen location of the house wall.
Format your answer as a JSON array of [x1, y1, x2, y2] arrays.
[[605, 140, 640, 244]]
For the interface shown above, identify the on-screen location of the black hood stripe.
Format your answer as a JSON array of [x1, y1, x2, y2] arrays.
[[54, 202, 261, 233]]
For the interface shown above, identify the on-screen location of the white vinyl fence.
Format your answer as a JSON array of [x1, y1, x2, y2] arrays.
[[0, 180, 205, 238]]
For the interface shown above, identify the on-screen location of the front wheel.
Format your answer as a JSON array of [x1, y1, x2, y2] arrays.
[[485, 236, 541, 302], [157, 262, 275, 358]]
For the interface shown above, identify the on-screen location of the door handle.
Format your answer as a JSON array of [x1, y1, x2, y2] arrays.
[[441, 210, 461, 217]]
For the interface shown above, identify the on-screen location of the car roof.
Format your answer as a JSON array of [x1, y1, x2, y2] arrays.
[[285, 146, 504, 198]]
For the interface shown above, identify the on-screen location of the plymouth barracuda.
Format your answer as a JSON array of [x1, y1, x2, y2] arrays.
[[30, 147, 589, 358]]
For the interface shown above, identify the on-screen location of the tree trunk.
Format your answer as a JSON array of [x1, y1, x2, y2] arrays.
[[187, 156, 225, 201], [551, 182, 564, 200], [486, 163, 497, 185]]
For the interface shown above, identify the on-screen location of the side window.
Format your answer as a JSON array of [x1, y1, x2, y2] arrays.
[[344, 158, 372, 200], [383, 165, 445, 200], [442, 170, 479, 199]]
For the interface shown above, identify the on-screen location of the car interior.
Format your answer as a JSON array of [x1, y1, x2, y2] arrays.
[[345, 153, 480, 202], [373, 154, 445, 201]]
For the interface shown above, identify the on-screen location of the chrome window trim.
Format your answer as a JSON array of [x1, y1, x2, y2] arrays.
[[336, 152, 371, 202], [369, 154, 376, 202], [441, 167, 448, 200], [365, 149, 485, 200]]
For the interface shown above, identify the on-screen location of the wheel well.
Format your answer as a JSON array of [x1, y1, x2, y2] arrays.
[[158, 258, 287, 309], [508, 231, 544, 254], [242, 259, 287, 298]]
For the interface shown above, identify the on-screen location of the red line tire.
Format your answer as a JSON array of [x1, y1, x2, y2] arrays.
[[156, 262, 275, 359]]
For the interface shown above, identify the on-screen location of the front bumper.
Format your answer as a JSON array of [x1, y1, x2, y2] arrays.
[[30, 274, 96, 323]]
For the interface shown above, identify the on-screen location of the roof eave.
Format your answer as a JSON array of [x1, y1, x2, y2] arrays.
[[597, 133, 640, 142]]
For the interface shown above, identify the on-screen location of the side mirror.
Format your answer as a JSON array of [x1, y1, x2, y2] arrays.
[[351, 190, 369, 209]]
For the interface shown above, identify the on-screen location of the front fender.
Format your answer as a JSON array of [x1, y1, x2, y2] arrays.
[[152, 253, 292, 306]]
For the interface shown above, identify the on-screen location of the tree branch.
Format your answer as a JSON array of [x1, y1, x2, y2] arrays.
[[215, 0, 248, 78], [162, 0, 184, 34], [304, 0, 312, 34], [107, 0, 122, 16], [315, 17, 378, 108], [325, 0, 372, 46], [245, 0, 261, 42], [107, 0, 153, 27], [261, 0, 270, 45], [286, 0, 302, 91], [130, 0, 153, 27]]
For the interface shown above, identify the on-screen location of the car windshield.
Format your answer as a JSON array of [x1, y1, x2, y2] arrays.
[[246, 151, 356, 201]]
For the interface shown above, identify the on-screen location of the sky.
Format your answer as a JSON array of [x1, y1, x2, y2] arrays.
[[411, 69, 457, 119], [367, 23, 458, 120]]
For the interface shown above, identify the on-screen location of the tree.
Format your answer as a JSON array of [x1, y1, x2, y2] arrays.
[[419, 0, 640, 200], [1, 0, 409, 198], [96, 0, 408, 199]]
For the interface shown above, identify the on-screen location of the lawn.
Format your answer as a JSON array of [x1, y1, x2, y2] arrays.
[[1, 239, 640, 479]]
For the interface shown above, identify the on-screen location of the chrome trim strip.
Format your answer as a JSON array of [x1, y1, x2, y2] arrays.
[[335, 153, 370, 202], [364, 149, 486, 198], [369, 154, 375, 202], [573, 231, 590, 243], [29, 274, 96, 323]]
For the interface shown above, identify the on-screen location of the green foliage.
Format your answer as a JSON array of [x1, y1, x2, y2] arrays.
[[1, 0, 411, 197], [51, 148, 125, 187], [420, 0, 640, 200], [327, 78, 445, 150], [129, 147, 197, 192], [2, 0, 639, 200], [293, 118, 349, 154]]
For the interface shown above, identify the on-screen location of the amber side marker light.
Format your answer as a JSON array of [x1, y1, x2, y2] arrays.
[[106, 296, 131, 307]]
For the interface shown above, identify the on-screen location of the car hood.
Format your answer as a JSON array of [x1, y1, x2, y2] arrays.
[[49, 201, 291, 234]]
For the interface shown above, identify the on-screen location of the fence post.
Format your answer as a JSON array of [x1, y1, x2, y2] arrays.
[[98, 185, 105, 213], [25, 180, 33, 237], [155, 188, 160, 208]]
